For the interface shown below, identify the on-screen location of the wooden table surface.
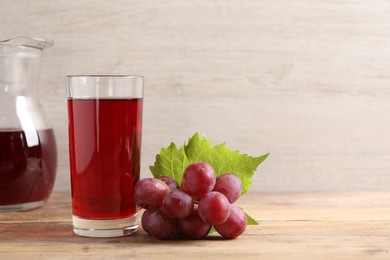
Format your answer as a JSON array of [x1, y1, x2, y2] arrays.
[[1, 192, 390, 259]]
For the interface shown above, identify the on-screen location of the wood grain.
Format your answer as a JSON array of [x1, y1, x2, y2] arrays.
[[1, 1, 390, 191], [1, 192, 390, 259]]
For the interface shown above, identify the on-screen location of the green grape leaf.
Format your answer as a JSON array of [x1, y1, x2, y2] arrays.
[[245, 212, 259, 225], [149, 142, 190, 185], [183, 133, 269, 193]]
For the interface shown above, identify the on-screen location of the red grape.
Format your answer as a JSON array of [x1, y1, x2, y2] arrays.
[[198, 191, 230, 225], [181, 162, 216, 200], [213, 173, 242, 203], [146, 210, 177, 240], [158, 176, 179, 191], [141, 209, 155, 234], [134, 178, 169, 209], [162, 190, 194, 219], [214, 204, 247, 239], [178, 204, 211, 239]]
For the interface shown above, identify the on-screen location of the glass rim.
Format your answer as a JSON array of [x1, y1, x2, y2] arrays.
[[66, 75, 144, 79]]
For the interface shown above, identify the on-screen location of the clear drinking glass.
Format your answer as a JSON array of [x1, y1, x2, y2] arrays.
[[66, 75, 143, 237]]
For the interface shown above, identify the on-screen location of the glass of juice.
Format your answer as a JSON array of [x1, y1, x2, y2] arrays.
[[66, 75, 143, 237]]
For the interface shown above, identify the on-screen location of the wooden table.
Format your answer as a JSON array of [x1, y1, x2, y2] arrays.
[[1, 192, 390, 259]]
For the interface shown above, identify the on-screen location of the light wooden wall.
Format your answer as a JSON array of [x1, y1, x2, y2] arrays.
[[1, 0, 390, 192]]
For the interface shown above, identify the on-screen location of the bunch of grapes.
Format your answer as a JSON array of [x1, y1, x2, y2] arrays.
[[134, 162, 247, 240]]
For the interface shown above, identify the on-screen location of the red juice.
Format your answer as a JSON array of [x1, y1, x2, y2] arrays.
[[67, 98, 142, 220], [0, 128, 57, 205]]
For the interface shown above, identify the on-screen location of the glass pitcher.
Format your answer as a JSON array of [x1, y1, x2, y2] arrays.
[[0, 37, 57, 211]]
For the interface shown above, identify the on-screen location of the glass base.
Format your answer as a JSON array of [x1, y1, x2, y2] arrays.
[[72, 214, 138, 237], [0, 200, 44, 212]]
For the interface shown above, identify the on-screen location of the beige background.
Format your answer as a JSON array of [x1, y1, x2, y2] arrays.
[[1, 0, 390, 192]]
